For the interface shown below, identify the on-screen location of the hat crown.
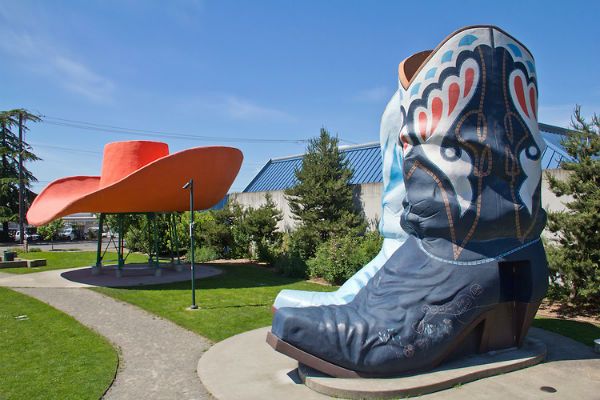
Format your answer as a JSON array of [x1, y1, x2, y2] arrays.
[[99, 141, 169, 188]]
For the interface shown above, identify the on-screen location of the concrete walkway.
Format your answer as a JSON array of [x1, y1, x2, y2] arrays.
[[14, 287, 213, 400]]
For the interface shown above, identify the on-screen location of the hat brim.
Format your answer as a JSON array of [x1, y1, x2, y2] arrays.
[[27, 146, 243, 226]]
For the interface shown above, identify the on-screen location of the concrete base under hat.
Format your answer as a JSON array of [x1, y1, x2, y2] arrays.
[[198, 326, 600, 400], [0, 263, 222, 288]]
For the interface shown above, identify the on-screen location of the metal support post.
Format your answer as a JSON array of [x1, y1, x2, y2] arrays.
[[153, 213, 161, 277], [173, 214, 182, 266], [183, 179, 198, 309], [147, 213, 153, 266], [93, 213, 105, 275], [169, 214, 175, 265], [171, 213, 183, 272], [116, 214, 124, 277]]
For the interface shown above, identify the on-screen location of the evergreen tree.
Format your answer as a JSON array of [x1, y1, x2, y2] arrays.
[[0, 109, 41, 241], [241, 194, 283, 262], [546, 106, 600, 306], [242, 194, 282, 245], [285, 128, 365, 258]]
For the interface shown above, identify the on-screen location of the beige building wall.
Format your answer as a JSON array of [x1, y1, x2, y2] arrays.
[[230, 191, 296, 232], [541, 169, 573, 212], [231, 171, 570, 232]]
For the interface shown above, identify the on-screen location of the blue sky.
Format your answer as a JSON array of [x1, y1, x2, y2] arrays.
[[1, 0, 599, 194]]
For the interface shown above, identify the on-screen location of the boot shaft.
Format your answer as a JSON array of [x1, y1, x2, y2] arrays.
[[379, 90, 408, 240], [397, 26, 547, 261]]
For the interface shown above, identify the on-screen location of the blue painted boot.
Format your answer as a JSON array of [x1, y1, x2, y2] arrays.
[[273, 90, 408, 309], [268, 25, 548, 377]]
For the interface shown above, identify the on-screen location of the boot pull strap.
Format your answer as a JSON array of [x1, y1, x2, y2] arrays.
[[398, 50, 432, 90]]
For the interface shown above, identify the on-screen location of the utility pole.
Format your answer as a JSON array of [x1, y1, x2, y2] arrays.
[[18, 112, 24, 245]]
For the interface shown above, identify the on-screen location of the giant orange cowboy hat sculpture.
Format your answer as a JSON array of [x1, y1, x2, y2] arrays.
[[27, 140, 243, 226]]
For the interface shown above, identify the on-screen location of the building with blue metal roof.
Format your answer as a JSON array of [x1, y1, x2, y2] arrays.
[[231, 123, 574, 231], [243, 123, 573, 193]]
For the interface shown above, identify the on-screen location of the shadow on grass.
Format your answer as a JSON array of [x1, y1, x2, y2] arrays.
[[540, 300, 600, 320], [533, 317, 600, 347], [107, 263, 316, 291]]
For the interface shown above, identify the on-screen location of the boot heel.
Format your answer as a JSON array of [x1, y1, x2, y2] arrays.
[[479, 301, 540, 353], [515, 301, 541, 347]]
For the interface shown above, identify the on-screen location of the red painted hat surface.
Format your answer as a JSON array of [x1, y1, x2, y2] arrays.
[[27, 140, 243, 226]]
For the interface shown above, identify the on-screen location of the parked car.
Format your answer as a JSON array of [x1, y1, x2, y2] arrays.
[[59, 227, 79, 241], [14, 230, 40, 242]]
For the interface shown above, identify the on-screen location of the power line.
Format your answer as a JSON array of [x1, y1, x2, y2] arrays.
[[29, 141, 268, 168], [30, 142, 102, 155], [42, 115, 311, 144], [40, 115, 359, 145]]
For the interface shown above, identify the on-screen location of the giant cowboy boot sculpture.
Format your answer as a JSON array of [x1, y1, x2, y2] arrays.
[[273, 91, 409, 310], [268, 25, 548, 377]]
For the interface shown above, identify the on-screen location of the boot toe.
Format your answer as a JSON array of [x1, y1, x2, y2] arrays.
[[272, 306, 322, 345]]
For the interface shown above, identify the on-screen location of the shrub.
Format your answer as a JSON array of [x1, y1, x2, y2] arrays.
[[274, 251, 307, 278], [193, 246, 220, 263], [37, 219, 64, 242], [354, 230, 384, 265], [544, 240, 570, 301], [122, 214, 172, 256], [307, 231, 382, 285], [256, 237, 282, 264], [287, 227, 319, 261], [229, 195, 282, 260]]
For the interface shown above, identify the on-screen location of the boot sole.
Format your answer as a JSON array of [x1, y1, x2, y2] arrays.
[[266, 301, 541, 378]]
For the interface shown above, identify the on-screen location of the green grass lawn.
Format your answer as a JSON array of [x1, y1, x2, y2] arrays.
[[2, 250, 149, 274], [95, 263, 336, 341], [533, 317, 600, 347], [0, 287, 118, 400]]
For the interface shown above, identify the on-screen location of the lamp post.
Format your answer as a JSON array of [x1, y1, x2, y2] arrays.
[[183, 179, 198, 310]]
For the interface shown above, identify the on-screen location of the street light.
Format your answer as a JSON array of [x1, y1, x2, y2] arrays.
[[183, 179, 198, 310]]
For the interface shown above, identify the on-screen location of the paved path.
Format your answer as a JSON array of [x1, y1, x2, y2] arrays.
[[14, 287, 213, 400]]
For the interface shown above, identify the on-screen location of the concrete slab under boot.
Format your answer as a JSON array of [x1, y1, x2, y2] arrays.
[[198, 326, 600, 400]]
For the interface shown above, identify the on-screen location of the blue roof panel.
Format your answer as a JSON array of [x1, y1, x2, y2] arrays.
[[244, 124, 573, 192]]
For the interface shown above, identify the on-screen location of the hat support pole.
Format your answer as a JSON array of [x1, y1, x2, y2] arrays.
[[93, 213, 105, 275], [146, 213, 152, 266], [171, 213, 183, 272], [116, 214, 124, 278], [174, 214, 181, 265], [168, 214, 175, 264], [153, 213, 161, 277]]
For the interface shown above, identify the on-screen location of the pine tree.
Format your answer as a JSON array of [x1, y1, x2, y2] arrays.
[[285, 128, 365, 258], [0, 109, 41, 241], [242, 194, 282, 244], [546, 106, 600, 306]]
